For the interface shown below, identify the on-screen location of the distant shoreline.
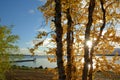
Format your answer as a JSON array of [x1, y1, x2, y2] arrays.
[[10, 58, 36, 63], [10, 54, 120, 57]]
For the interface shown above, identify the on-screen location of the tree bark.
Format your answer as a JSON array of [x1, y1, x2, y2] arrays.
[[89, 47, 94, 80], [54, 0, 66, 80], [88, 0, 105, 80], [66, 8, 73, 80], [82, 0, 95, 80]]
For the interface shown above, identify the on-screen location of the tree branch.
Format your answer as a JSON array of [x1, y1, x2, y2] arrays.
[[82, 0, 95, 80], [94, 0, 106, 47]]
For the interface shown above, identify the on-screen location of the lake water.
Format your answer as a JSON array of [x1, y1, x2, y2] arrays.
[[13, 55, 57, 68], [12, 55, 120, 68]]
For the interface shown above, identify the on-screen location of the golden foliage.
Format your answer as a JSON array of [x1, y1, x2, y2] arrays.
[[30, 0, 120, 79]]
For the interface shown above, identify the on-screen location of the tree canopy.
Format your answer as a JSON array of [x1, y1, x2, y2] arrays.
[[0, 25, 19, 80], [31, 0, 120, 80]]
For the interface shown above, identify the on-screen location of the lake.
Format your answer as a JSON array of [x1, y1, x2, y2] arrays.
[[12, 55, 57, 68], [12, 55, 120, 68]]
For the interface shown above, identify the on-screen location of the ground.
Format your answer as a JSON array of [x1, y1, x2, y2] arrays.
[[5, 69, 56, 80], [5, 69, 120, 80]]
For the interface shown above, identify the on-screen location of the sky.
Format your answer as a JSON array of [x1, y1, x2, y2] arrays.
[[0, 0, 120, 55], [0, 0, 48, 55]]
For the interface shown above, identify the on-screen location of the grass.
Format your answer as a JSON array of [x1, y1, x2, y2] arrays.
[[5, 65, 120, 80], [5, 69, 55, 80]]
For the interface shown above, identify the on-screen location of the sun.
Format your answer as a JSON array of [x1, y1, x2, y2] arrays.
[[86, 40, 92, 48]]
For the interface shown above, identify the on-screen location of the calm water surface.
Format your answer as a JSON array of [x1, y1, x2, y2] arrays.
[[13, 55, 57, 68], [13, 55, 120, 68]]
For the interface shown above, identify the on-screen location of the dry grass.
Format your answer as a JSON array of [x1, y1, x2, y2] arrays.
[[5, 69, 55, 80], [5, 69, 120, 80]]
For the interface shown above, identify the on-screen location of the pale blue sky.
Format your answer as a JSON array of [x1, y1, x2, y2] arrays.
[[0, 0, 47, 49]]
